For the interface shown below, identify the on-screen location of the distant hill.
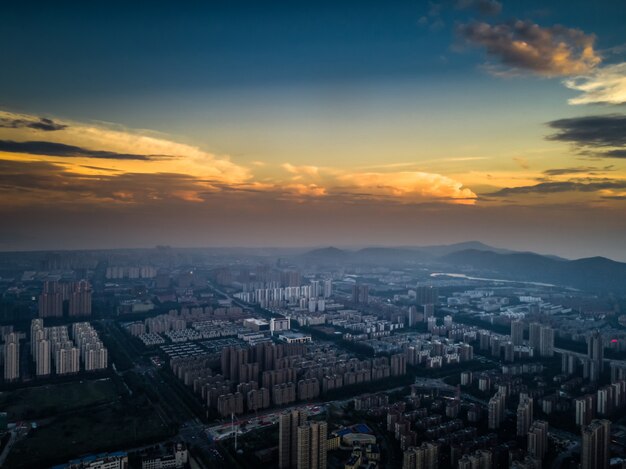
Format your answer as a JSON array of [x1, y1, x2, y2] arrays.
[[355, 247, 432, 263], [300, 241, 543, 266], [417, 241, 515, 257], [300, 246, 431, 265], [300, 247, 352, 263], [440, 249, 626, 293]]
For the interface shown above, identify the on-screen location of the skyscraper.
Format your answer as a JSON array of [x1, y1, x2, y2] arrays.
[[38, 281, 63, 318], [35, 339, 51, 376], [351, 284, 369, 305], [581, 419, 610, 469], [279, 409, 307, 468], [488, 392, 506, 429], [403, 442, 439, 469], [296, 421, 327, 469], [3, 332, 20, 381], [576, 394, 597, 427], [588, 330, 604, 374], [407, 306, 418, 327], [539, 326, 554, 357], [415, 286, 438, 306], [516, 395, 534, 436], [527, 420, 549, 461], [511, 320, 524, 346], [529, 322, 542, 351], [55, 346, 80, 374], [68, 280, 92, 317], [322, 279, 332, 298]]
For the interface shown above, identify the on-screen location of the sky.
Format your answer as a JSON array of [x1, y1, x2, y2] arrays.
[[1, 1, 626, 259]]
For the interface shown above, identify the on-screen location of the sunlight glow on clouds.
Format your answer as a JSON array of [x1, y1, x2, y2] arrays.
[[0, 110, 479, 207], [458, 20, 600, 77], [565, 62, 626, 105]]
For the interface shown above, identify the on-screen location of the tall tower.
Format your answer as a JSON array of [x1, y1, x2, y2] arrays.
[[517, 395, 534, 436], [539, 326, 554, 357], [3, 333, 20, 381], [588, 330, 604, 373], [581, 419, 610, 469], [527, 420, 549, 461], [279, 409, 307, 468], [511, 320, 524, 346], [529, 322, 542, 351], [38, 281, 63, 318], [296, 421, 327, 469], [35, 339, 51, 376], [488, 392, 506, 429], [68, 280, 92, 317]]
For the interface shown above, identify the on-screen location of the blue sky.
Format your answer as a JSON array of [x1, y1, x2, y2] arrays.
[[1, 1, 626, 258]]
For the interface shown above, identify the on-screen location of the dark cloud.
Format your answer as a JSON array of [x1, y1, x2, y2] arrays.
[[546, 114, 626, 148], [79, 165, 123, 172], [602, 149, 626, 159], [543, 165, 615, 176], [487, 179, 626, 196], [456, 0, 502, 16], [0, 140, 172, 161], [0, 117, 67, 131], [457, 20, 600, 76]]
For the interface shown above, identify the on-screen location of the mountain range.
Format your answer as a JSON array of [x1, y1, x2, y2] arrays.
[[299, 242, 626, 293]]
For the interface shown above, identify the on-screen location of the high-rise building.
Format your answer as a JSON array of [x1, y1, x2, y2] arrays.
[[38, 281, 63, 318], [35, 339, 51, 376], [517, 395, 534, 436], [391, 353, 407, 377], [68, 280, 92, 317], [407, 306, 418, 327], [511, 320, 524, 346], [72, 322, 108, 371], [296, 421, 327, 469], [581, 419, 610, 469], [403, 445, 424, 469], [55, 346, 80, 374], [423, 442, 439, 469], [527, 420, 549, 461], [352, 284, 369, 305], [488, 392, 506, 429], [216, 393, 244, 417], [3, 332, 20, 381], [322, 279, 332, 298], [529, 323, 542, 351], [403, 442, 439, 469], [415, 286, 438, 306], [423, 303, 435, 321], [588, 330, 604, 375], [576, 395, 597, 427], [279, 410, 307, 468], [427, 316, 437, 332], [539, 326, 554, 357]]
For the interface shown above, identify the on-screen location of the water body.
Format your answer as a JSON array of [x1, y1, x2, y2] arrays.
[[429, 272, 556, 288]]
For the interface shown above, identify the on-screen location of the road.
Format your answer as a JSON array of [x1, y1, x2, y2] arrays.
[[554, 347, 626, 368]]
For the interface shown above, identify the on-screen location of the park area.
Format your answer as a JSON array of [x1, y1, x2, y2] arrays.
[[0, 378, 118, 421]]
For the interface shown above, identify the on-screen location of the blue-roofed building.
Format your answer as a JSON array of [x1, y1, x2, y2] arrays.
[[52, 451, 128, 469]]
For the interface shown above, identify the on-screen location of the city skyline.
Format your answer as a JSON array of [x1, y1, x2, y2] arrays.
[[2, 1, 626, 259]]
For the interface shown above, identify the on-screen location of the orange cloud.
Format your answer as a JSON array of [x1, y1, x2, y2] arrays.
[[338, 171, 477, 204], [458, 20, 600, 77]]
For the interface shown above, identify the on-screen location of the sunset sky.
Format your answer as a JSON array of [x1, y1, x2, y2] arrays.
[[1, 1, 626, 259]]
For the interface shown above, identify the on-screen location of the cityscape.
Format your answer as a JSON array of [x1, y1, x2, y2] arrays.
[[1, 245, 626, 468], [1, 1, 626, 468]]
